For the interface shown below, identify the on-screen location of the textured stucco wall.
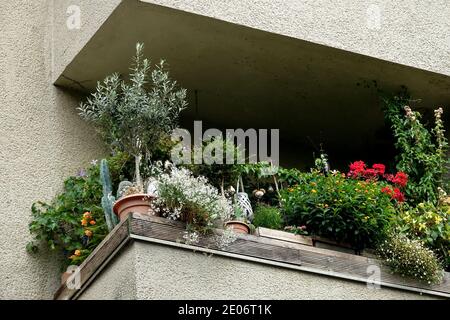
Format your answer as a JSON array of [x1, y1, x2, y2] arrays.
[[0, 1, 111, 299], [1, 0, 448, 300], [52, 0, 121, 83], [78, 241, 437, 300], [78, 242, 137, 300], [143, 0, 450, 76]]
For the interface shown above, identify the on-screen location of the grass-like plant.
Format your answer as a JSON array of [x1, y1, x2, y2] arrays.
[[252, 204, 283, 229]]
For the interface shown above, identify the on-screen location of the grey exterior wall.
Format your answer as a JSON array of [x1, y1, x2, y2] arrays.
[[0, 1, 114, 299], [0, 0, 448, 299], [144, 0, 450, 76], [79, 241, 436, 300]]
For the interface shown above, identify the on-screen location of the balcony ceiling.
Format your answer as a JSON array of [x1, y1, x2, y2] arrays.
[[55, 0, 450, 167]]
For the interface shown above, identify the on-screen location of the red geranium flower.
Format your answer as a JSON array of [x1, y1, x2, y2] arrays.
[[392, 172, 408, 187], [363, 168, 378, 179], [348, 161, 366, 178], [349, 161, 366, 172], [372, 164, 385, 175], [392, 188, 405, 202], [381, 186, 393, 197]]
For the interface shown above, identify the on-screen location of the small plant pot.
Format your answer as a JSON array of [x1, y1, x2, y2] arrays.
[[113, 194, 155, 221], [224, 220, 250, 234]]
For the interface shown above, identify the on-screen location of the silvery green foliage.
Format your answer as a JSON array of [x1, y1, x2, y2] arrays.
[[100, 159, 118, 231], [78, 43, 187, 188], [215, 229, 237, 249], [182, 231, 200, 245], [152, 167, 234, 223]]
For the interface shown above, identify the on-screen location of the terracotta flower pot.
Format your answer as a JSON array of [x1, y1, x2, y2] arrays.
[[113, 193, 155, 221], [224, 220, 250, 234]]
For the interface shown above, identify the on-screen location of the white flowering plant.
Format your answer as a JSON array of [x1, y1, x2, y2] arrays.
[[377, 233, 444, 284], [151, 167, 234, 232]]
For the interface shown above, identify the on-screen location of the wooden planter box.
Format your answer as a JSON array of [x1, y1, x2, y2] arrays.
[[256, 227, 313, 246], [256, 227, 374, 256], [54, 214, 450, 299]]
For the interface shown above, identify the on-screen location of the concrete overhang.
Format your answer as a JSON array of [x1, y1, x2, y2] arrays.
[[54, 0, 450, 167]]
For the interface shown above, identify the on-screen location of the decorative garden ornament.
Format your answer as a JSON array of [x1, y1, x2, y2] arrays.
[[235, 176, 253, 222], [146, 177, 158, 196], [253, 189, 265, 199]]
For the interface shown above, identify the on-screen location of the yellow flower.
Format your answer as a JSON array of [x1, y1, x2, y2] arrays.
[[434, 216, 443, 224], [74, 250, 81, 256], [311, 189, 317, 193], [418, 223, 426, 231]]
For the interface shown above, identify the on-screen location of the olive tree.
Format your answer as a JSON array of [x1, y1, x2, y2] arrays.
[[78, 43, 187, 191]]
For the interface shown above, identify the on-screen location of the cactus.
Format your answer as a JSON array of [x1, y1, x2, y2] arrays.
[[100, 159, 118, 231]]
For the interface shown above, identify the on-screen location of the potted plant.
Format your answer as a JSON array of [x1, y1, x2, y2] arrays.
[[78, 43, 187, 221], [150, 166, 234, 233], [224, 205, 251, 234]]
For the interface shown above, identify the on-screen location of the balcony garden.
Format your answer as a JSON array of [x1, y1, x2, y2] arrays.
[[27, 43, 449, 288]]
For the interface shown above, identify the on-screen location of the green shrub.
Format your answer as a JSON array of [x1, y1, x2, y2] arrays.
[[280, 170, 396, 249], [381, 91, 449, 205], [377, 234, 444, 284], [394, 202, 450, 270], [27, 152, 132, 269], [253, 204, 283, 229]]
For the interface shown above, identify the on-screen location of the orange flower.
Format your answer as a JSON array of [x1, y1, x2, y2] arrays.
[[84, 230, 93, 237], [81, 219, 88, 226], [74, 250, 81, 256], [90, 220, 96, 225], [83, 211, 91, 218]]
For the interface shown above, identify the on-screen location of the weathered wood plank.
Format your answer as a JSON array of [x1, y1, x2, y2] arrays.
[[54, 217, 130, 300], [257, 227, 313, 246], [129, 215, 450, 296], [55, 214, 450, 299]]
